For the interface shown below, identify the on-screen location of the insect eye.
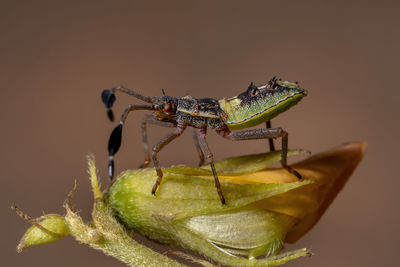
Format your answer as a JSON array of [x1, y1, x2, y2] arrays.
[[164, 103, 172, 112]]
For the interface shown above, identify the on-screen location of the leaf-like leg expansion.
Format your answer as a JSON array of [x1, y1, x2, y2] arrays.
[[151, 124, 187, 195], [196, 128, 226, 204], [139, 115, 176, 168], [222, 128, 302, 179], [190, 127, 205, 166], [266, 120, 275, 152], [107, 104, 154, 180]]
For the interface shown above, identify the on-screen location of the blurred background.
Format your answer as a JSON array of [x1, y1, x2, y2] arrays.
[[2, 0, 399, 266]]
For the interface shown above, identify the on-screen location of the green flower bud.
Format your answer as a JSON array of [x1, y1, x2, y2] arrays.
[[106, 143, 364, 266], [14, 143, 364, 267], [105, 150, 314, 266], [16, 214, 69, 252]]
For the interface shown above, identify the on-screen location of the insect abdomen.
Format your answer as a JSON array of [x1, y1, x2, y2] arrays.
[[220, 91, 305, 130]]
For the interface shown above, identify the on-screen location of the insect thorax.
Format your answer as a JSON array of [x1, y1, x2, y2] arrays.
[[175, 111, 226, 131], [177, 96, 227, 119]]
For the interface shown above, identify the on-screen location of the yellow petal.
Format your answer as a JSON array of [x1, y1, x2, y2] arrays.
[[246, 143, 365, 243], [164, 143, 364, 244]]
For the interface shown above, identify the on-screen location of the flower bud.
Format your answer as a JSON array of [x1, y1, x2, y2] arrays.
[[16, 214, 69, 252], [106, 143, 364, 266], [14, 143, 364, 266]]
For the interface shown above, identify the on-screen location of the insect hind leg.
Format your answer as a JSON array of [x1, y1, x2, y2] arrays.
[[221, 128, 302, 179], [190, 127, 205, 166], [266, 121, 275, 152], [196, 128, 225, 204]]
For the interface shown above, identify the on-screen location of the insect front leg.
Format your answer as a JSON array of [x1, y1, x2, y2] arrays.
[[139, 115, 176, 168], [151, 124, 187, 195], [190, 127, 205, 166], [221, 128, 302, 179], [196, 128, 226, 204], [107, 104, 154, 180]]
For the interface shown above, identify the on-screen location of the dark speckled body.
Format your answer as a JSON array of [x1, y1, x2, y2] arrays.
[[151, 95, 227, 131], [175, 111, 226, 131], [177, 96, 227, 119]]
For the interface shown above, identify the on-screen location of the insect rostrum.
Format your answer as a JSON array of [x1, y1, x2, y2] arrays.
[[101, 77, 307, 204]]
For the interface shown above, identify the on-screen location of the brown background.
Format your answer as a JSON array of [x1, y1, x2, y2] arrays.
[[2, 0, 399, 266]]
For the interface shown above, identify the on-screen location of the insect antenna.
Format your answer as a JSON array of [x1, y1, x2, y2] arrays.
[[108, 124, 122, 178], [107, 103, 155, 180], [101, 89, 116, 121], [101, 85, 153, 122]]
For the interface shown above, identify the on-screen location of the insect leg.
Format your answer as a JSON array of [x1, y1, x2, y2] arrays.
[[222, 128, 302, 179], [151, 124, 187, 195], [196, 128, 226, 204], [107, 104, 154, 180], [265, 121, 276, 152], [139, 115, 176, 168], [190, 127, 205, 166]]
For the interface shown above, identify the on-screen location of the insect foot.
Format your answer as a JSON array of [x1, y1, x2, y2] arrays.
[[151, 169, 164, 195], [279, 130, 302, 180], [138, 160, 151, 169], [284, 165, 302, 180]]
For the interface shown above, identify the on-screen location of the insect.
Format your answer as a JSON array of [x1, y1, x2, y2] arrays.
[[101, 77, 307, 204]]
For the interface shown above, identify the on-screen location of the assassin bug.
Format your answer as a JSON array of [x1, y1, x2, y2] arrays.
[[101, 77, 307, 204]]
